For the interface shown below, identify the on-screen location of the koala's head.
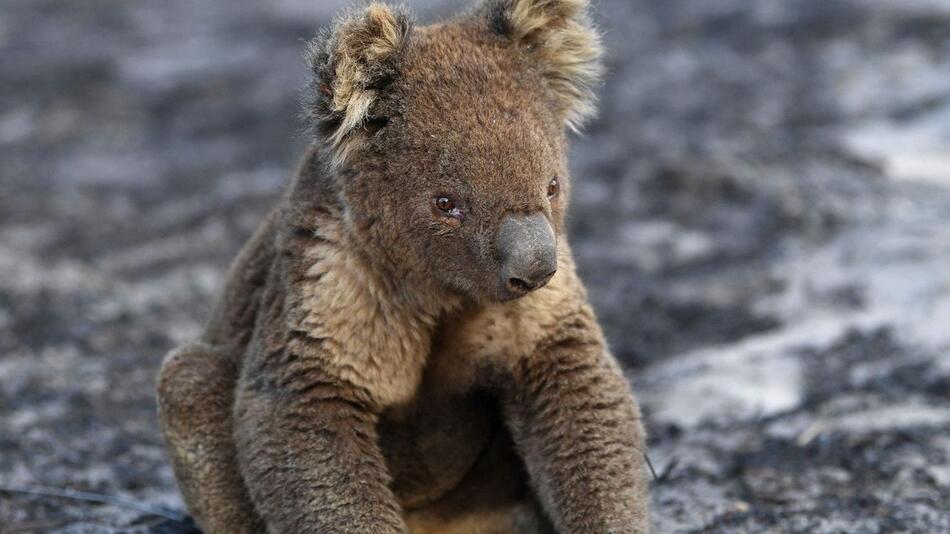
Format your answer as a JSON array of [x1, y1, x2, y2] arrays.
[[306, 0, 603, 303]]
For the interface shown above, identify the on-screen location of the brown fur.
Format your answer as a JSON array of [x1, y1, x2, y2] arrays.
[[486, 0, 604, 130], [157, 1, 649, 532]]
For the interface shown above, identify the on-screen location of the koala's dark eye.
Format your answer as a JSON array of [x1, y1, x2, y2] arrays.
[[547, 177, 560, 199], [434, 196, 464, 221], [436, 196, 455, 212]]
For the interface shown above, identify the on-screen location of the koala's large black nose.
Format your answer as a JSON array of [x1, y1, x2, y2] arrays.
[[497, 213, 558, 298]]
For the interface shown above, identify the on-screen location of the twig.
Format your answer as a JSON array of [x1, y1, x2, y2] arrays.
[[644, 453, 678, 483], [0, 482, 187, 523], [657, 457, 679, 482], [644, 453, 659, 482], [3, 516, 72, 533]]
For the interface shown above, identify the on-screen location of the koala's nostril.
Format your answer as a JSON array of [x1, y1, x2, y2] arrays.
[[507, 277, 536, 294], [506, 269, 556, 296]]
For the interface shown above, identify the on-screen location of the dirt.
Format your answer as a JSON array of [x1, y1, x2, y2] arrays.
[[1, 0, 948, 532]]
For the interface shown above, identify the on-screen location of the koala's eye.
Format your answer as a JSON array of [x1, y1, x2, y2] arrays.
[[434, 196, 464, 221], [436, 196, 455, 212], [547, 177, 560, 199]]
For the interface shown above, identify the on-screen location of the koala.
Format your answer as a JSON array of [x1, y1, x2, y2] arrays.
[[156, 0, 650, 533]]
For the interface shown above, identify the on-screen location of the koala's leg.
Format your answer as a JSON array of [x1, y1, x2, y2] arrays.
[[157, 343, 264, 533], [233, 373, 408, 534], [502, 310, 651, 534]]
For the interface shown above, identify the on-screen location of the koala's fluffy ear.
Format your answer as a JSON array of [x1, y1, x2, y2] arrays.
[[483, 0, 604, 131], [306, 2, 412, 167]]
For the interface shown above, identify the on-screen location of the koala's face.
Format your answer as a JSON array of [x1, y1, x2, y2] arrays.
[[308, 1, 602, 303], [376, 23, 571, 302]]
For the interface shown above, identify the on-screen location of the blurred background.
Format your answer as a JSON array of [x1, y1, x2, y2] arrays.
[[1, 0, 949, 532]]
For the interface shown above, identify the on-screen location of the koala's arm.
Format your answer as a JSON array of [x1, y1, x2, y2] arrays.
[[503, 306, 650, 533], [233, 369, 407, 534]]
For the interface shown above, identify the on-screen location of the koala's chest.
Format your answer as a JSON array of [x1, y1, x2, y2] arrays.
[[434, 303, 546, 368], [376, 309, 532, 510]]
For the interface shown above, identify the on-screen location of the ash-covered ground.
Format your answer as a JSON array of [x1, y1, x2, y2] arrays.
[[1, 0, 949, 532]]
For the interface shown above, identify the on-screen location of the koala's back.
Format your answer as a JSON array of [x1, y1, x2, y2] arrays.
[[202, 208, 280, 356], [202, 149, 335, 360]]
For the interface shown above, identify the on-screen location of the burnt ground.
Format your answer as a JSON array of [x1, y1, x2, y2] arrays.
[[1, 0, 949, 532]]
